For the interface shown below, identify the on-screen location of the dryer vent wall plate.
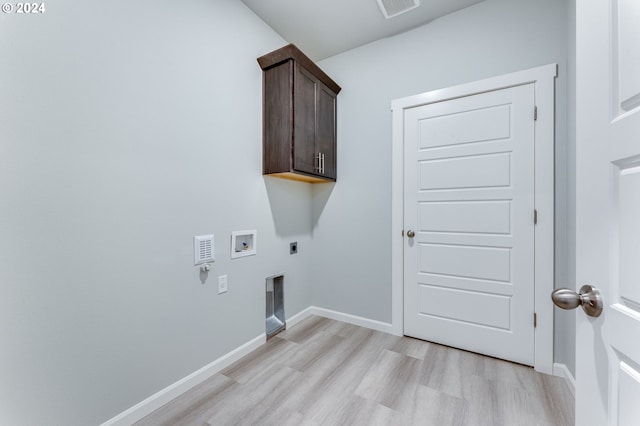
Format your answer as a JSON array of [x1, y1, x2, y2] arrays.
[[194, 234, 215, 265], [376, 0, 420, 19]]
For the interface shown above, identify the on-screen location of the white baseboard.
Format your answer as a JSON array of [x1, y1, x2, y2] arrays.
[[101, 306, 393, 425], [100, 333, 266, 426], [309, 306, 394, 334], [287, 306, 394, 335], [553, 362, 576, 397], [286, 306, 313, 328]]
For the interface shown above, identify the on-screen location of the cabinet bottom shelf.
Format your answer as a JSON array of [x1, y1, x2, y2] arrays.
[[267, 172, 335, 184]]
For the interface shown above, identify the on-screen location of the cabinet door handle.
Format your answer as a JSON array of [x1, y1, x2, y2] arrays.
[[314, 152, 325, 174]]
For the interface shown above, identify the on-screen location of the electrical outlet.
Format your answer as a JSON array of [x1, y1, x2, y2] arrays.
[[290, 241, 298, 255], [218, 275, 228, 294]]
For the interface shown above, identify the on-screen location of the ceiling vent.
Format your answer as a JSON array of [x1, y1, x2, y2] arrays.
[[376, 0, 421, 19]]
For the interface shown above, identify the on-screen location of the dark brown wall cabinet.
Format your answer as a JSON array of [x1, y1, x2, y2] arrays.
[[258, 44, 341, 183]]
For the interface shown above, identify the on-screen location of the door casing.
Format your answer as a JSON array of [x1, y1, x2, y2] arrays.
[[390, 64, 557, 373]]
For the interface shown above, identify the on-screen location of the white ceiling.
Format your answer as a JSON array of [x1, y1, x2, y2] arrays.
[[241, 0, 486, 61]]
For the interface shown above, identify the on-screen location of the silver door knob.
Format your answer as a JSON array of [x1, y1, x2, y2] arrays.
[[551, 285, 603, 317], [406, 230, 415, 238]]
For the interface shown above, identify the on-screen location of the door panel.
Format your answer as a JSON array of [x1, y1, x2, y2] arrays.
[[418, 103, 511, 148], [418, 244, 511, 282], [419, 200, 511, 234], [404, 84, 535, 365], [418, 153, 511, 190], [576, 0, 640, 424], [617, 160, 640, 302], [614, 0, 640, 113], [618, 362, 640, 425], [417, 285, 511, 329]]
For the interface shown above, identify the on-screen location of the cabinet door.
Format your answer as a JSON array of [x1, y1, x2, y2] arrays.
[[263, 60, 294, 175], [317, 83, 337, 179], [293, 66, 318, 175]]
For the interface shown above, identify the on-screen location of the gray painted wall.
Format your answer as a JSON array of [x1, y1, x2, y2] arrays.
[[0, 1, 315, 424], [314, 0, 574, 368], [0, 0, 576, 424]]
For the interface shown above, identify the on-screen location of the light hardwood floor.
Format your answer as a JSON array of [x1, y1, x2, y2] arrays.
[[136, 316, 574, 426]]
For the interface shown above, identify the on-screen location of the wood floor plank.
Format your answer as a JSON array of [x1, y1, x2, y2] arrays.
[[319, 395, 402, 426], [285, 330, 345, 373], [402, 384, 468, 426], [212, 364, 306, 424], [276, 316, 330, 344], [388, 335, 431, 360], [136, 315, 575, 426], [219, 335, 298, 384], [354, 349, 422, 412], [134, 374, 237, 426]]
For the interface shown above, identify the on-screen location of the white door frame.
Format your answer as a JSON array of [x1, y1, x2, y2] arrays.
[[390, 64, 557, 374]]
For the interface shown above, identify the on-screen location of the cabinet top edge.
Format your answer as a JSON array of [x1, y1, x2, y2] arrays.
[[257, 44, 342, 95]]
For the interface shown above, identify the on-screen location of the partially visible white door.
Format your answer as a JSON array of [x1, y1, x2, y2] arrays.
[[575, 0, 640, 424], [404, 84, 535, 365]]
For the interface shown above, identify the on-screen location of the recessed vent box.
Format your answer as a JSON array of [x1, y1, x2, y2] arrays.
[[266, 274, 285, 339]]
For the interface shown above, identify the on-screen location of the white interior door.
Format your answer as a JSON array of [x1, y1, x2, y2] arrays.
[[575, 0, 640, 424], [403, 84, 536, 365]]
